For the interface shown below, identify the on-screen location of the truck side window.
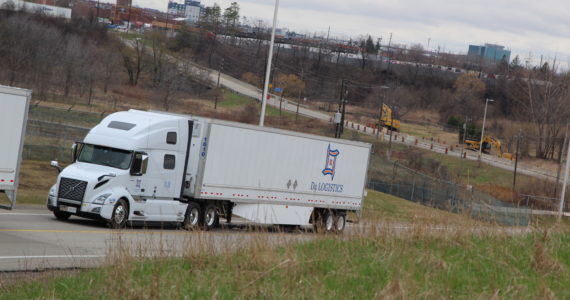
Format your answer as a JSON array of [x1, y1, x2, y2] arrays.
[[164, 154, 175, 169], [166, 132, 177, 145]]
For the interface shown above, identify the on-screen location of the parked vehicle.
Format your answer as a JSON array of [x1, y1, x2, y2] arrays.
[[47, 110, 371, 232], [0, 85, 31, 209]]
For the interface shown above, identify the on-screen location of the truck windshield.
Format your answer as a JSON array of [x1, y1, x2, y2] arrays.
[[77, 144, 133, 170]]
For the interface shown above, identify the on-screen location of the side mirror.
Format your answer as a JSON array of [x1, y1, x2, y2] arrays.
[[130, 153, 149, 176], [72, 142, 83, 162], [71, 143, 77, 162], [50, 160, 63, 173]]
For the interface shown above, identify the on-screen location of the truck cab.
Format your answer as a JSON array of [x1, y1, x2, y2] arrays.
[[47, 110, 203, 227]]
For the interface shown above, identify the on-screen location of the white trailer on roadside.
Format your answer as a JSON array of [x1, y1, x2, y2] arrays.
[[0, 85, 31, 209], [47, 110, 371, 232]]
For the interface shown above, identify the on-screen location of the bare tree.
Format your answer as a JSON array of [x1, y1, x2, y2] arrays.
[[118, 38, 145, 86], [510, 65, 570, 159]]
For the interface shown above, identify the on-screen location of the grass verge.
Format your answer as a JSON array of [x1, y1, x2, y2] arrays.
[[1, 230, 568, 299]]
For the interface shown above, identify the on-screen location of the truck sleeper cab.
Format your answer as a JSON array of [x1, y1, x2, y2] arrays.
[[47, 110, 371, 233]]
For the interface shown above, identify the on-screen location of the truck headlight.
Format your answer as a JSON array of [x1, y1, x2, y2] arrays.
[[93, 193, 111, 205], [49, 185, 56, 197]]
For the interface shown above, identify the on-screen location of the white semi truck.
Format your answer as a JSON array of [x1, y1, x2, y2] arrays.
[[47, 110, 371, 232], [0, 85, 31, 209]]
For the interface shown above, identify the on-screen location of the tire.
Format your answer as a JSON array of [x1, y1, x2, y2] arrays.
[[53, 209, 71, 220], [313, 209, 334, 234], [182, 202, 202, 230], [109, 199, 129, 229], [323, 210, 335, 233], [334, 212, 347, 233], [203, 204, 219, 231]]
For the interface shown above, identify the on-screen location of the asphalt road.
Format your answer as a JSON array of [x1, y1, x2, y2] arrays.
[[0, 206, 314, 272], [0, 205, 536, 272]]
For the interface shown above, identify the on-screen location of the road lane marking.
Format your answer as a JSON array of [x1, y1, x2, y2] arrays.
[[0, 229, 198, 235], [0, 213, 51, 216], [0, 255, 105, 259]]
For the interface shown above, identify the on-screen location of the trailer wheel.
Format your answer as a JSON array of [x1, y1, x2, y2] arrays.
[[323, 210, 334, 233], [314, 209, 334, 234], [109, 199, 129, 229], [203, 204, 219, 230], [182, 202, 202, 230], [334, 212, 347, 233], [53, 209, 71, 221]]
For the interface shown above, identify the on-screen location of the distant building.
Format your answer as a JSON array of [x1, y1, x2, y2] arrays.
[[167, 0, 202, 22], [468, 43, 511, 63], [167, 1, 184, 16]]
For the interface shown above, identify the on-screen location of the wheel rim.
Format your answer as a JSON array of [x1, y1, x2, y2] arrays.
[[205, 208, 215, 226], [336, 215, 345, 231], [189, 208, 199, 226], [325, 213, 334, 231], [114, 204, 126, 224]]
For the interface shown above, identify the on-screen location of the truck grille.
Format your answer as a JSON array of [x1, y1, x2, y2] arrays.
[[58, 177, 87, 204]]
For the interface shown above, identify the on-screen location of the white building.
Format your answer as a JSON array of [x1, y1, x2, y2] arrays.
[[184, 4, 199, 23]]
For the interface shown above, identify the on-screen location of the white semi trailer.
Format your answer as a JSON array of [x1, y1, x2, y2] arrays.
[[47, 110, 371, 232], [0, 85, 31, 209]]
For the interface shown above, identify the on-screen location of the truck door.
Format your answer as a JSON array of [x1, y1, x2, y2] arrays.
[[138, 119, 189, 221]]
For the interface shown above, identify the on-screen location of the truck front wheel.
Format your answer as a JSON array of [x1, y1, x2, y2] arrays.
[[182, 202, 202, 230], [109, 199, 129, 229], [53, 209, 71, 221], [203, 204, 219, 230]]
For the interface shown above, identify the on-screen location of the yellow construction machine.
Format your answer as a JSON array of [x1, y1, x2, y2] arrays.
[[378, 104, 401, 131], [465, 136, 513, 160]]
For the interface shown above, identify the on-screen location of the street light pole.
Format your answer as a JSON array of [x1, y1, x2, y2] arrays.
[[559, 137, 570, 221], [259, 0, 279, 127], [478, 98, 493, 165]]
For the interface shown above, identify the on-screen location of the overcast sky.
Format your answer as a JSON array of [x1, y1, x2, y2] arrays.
[[136, 0, 570, 67]]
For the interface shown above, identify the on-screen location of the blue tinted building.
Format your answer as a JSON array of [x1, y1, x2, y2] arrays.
[[468, 44, 511, 62]]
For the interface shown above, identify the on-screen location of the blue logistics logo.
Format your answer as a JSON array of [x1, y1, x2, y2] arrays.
[[311, 144, 343, 193], [322, 144, 340, 180]]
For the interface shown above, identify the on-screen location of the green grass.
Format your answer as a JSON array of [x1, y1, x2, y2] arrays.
[[363, 190, 472, 223], [220, 90, 300, 118], [2, 231, 569, 299]]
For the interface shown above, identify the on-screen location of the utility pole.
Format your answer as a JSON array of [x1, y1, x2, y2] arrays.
[[215, 58, 224, 109], [340, 80, 348, 137], [386, 32, 393, 71], [388, 106, 396, 160], [555, 122, 569, 196], [460, 121, 467, 158], [279, 88, 284, 116], [259, 0, 280, 127], [296, 69, 304, 120], [478, 98, 493, 167], [559, 136, 570, 221], [335, 79, 347, 138], [377, 101, 383, 140], [513, 129, 522, 191]]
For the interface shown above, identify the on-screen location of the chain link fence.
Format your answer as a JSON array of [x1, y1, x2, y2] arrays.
[[24, 107, 94, 163], [367, 158, 532, 226]]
